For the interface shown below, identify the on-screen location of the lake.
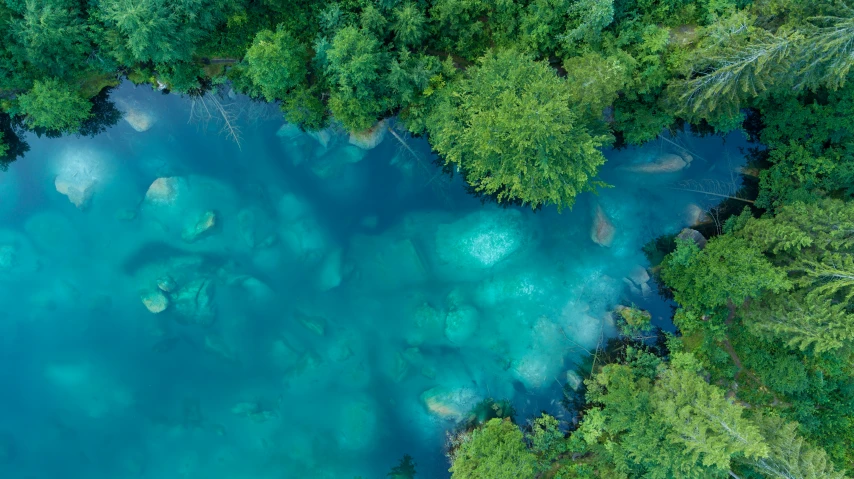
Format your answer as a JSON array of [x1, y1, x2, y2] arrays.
[[0, 83, 750, 478]]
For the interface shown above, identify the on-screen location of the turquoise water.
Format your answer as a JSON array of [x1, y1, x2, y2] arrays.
[[0, 84, 749, 478]]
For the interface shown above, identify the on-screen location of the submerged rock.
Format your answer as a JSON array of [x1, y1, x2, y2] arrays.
[[172, 278, 215, 326], [684, 203, 711, 226], [628, 265, 650, 286], [116, 98, 157, 132], [204, 333, 238, 363], [308, 145, 367, 178], [435, 209, 535, 270], [566, 370, 583, 391], [141, 290, 169, 314], [421, 386, 479, 422], [182, 210, 217, 243], [623, 153, 688, 173], [406, 301, 446, 345], [315, 248, 344, 291], [144, 177, 185, 206], [54, 174, 96, 209], [0, 230, 40, 277], [276, 123, 303, 142], [444, 305, 479, 344], [309, 127, 334, 149], [348, 120, 387, 150], [513, 351, 561, 390], [347, 235, 429, 289], [337, 399, 378, 450], [157, 276, 177, 293], [677, 228, 707, 249], [231, 402, 278, 423], [590, 203, 615, 247], [295, 310, 326, 336], [237, 207, 277, 250]]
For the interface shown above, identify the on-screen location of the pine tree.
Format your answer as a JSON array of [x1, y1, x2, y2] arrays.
[[13, 77, 92, 132], [748, 415, 850, 479], [244, 26, 308, 102], [746, 295, 854, 353], [653, 358, 769, 471], [426, 48, 609, 210], [669, 6, 854, 122], [661, 235, 791, 311], [449, 418, 538, 479]]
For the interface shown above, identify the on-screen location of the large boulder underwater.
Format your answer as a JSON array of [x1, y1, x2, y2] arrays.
[[432, 208, 540, 280], [420, 386, 480, 422], [50, 146, 112, 210], [115, 97, 158, 132], [621, 151, 693, 173]]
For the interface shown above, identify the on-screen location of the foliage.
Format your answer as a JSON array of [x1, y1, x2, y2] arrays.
[[526, 414, 567, 466], [13, 77, 92, 132], [751, 414, 849, 479], [449, 418, 538, 479], [662, 236, 790, 312], [0, 0, 849, 476], [9, 0, 92, 78], [576, 351, 760, 478], [244, 26, 308, 101], [318, 25, 388, 131], [95, 0, 230, 64], [427, 49, 608, 210]]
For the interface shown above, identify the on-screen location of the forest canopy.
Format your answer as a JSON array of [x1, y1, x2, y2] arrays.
[[2, 0, 826, 207]]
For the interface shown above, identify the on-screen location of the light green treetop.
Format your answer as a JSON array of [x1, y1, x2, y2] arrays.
[[662, 235, 791, 311], [10, 0, 91, 77], [653, 355, 769, 470], [14, 77, 92, 132], [244, 26, 308, 102], [427, 48, 608, 210], [450, 418, 538, 479]]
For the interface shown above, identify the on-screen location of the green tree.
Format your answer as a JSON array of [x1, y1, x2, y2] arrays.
[[734, 199, 854, 352], [449, 418, 538, 479], [429, 0, 520, 58], [749, 414, 849, 479], [526, 414, 567, 466], [662, 235, 791, 311], [563, 51, 631, 122], [318, 25, 388, 131], [391, 2, 426, 48], [427, 48, 608, 210], [516, 0, 615, 57], [96, 0, 228, 64], [653, 357, 769, 470], [244, 26, 308, 101], [668, 6, 854, 122], [579, 353, 722, 478], [560, 0, 615, 51], [14, 77, 92, 132], [10, 0, 92, 77]]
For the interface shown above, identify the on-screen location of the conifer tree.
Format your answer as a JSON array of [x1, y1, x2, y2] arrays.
[[13, 77, 92, 132], [749, 415, 850, 479], [653, 359, 769, 471], [244, 26, 308, 102], [427, 48, 608, 210]]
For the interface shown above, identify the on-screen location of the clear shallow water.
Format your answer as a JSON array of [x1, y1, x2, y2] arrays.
[[0, 84, 748, 478]]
